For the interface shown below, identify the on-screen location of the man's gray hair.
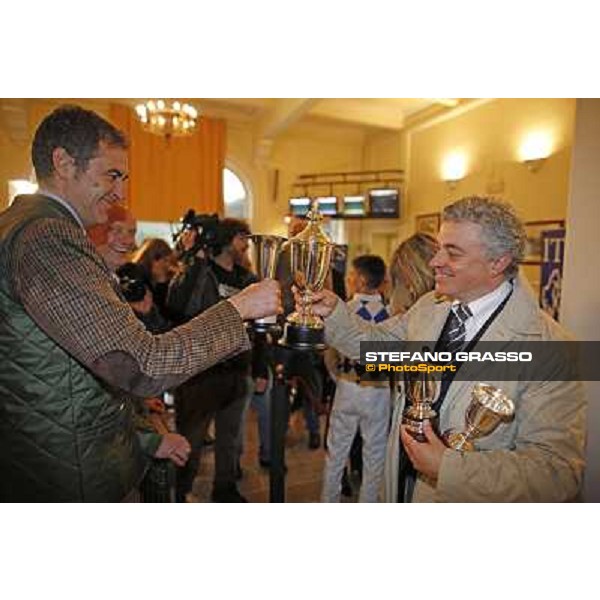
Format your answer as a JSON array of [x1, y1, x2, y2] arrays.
[[442, 196, 526, 279]]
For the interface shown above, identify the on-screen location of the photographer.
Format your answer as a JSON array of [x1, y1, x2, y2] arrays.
[[116, 262, 190, 502], [167, 215, 257, 502]]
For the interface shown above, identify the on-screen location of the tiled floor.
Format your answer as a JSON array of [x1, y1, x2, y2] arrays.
[[188, 409, 358, 503]]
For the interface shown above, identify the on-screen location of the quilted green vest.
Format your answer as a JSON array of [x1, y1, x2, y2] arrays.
[[0, 195, 147, 501]]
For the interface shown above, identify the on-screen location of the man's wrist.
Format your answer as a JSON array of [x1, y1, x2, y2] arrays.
[[226, 297, 245, 321]]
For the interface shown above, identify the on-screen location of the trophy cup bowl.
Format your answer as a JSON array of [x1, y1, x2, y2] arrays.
[[280, 204, 334, 350], [248, 234, 286, 333], [443, 383, 515, 452], [402, 372, 438, 442]]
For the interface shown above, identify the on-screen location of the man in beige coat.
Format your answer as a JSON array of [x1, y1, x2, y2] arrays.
[[305, 196, 585, 502]]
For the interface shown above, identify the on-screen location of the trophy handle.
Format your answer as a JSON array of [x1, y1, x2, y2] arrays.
[[443, 428, 476, 452]]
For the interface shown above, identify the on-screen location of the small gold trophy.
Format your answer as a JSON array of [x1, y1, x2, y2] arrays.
[[443, 383, 515, 452], [402, 372, 438, 442], [280, 202, 334, 350], [248, 234, 286, 333]]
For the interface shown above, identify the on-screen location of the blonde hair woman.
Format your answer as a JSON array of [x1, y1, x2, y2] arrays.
[[388, 232, 439, 315], [384, 232, 439, 502]]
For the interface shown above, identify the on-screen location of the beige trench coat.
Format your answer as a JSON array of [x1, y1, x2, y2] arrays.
[[324, 275, 586, 502]]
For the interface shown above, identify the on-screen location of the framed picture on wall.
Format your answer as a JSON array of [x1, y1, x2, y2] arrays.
[[415, 213, 441, 237], [521, 220, 566, 265]]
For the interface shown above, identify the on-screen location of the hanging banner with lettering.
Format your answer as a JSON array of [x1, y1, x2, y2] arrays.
[[540, 229, 565, 321]]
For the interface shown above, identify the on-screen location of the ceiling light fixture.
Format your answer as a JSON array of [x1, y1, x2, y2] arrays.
[[135, 99, 198, 140]]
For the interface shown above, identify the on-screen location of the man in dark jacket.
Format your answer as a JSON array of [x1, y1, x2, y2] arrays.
[[0, 105, 280, 502], [168, 218, 257, 502]]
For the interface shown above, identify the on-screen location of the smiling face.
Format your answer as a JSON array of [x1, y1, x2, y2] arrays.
[[107, 215, 137, 255], [430, 220, 510, 303], [59, 141, 129, 227]]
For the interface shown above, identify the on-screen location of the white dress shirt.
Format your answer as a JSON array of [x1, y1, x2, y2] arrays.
[[457, 279, 513, 341]]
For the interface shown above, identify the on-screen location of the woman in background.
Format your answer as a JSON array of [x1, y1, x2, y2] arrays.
[[131, 238, 176, 320], [388, 232, 439, 316], [384, 232, 439, 502]]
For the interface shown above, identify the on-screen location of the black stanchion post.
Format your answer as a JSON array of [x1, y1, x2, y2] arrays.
[[269, 362, 288, 503]]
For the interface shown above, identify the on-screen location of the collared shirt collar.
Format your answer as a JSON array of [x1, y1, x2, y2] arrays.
[[352, 292, 383, 303], [454, 279, 513, 341], [38, 189, 85, 230]]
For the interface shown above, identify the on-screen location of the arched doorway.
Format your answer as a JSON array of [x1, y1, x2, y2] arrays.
[[223, 167, 250, 220]]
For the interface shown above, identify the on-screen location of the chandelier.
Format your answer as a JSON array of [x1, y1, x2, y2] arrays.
[[134, 99, 198, 139]]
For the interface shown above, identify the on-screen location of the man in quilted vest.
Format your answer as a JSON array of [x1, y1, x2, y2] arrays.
[[0, 105, 281, 502]]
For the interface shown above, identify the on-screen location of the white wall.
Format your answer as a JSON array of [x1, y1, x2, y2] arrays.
[[561, 99, 600, 502]]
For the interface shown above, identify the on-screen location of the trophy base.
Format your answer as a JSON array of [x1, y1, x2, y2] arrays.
[[252, 316, 281, 335], [279, 322, 326, 351], [443, 431, 475, 452], [402, 405, 437, 443], [402, 416, 428, 442]]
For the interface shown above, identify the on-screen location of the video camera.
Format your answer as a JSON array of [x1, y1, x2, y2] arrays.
[[116, 263, 149, 303], [173, 209, 221, 255]]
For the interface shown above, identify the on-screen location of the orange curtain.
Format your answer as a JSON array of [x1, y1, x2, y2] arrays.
[[109, 104, 226, 222]]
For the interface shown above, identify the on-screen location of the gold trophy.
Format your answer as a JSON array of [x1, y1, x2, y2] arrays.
[[280, 202, 334, 350], [248, 234, 286, 333], [402, 371, 438, 442], [443, 383, 515, 452]]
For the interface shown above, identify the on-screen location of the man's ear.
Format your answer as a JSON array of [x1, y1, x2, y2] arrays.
[[490, 254, 512, 277], [357, 273, 368, 291], [51, 147, 76, 179]]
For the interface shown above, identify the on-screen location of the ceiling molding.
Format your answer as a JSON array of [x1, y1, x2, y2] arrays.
[[308, 99, 407, 131], [257, 98, 319, 140], [404, 98, 496, 132]]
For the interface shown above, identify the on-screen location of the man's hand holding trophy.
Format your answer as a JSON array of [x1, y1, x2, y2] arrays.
[[401, 378, 515, 481], [281, 203, 335, 350], [402, 371, 438, 443], [247, 234, 286, 333]]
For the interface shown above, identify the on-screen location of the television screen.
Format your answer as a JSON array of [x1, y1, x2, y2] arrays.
[[369, 189, 400, 217], [342, 195, 366, 216], [315, 196, 338, 216], [289, 197, 311, 217]]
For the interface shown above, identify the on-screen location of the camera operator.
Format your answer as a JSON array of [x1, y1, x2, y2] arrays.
[[167, 214, 257, 502], [117, 262, 171, 334], [116, 262, 191, 502]]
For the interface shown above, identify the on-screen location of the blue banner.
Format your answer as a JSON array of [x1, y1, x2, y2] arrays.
[[540, 229, 565, 321]]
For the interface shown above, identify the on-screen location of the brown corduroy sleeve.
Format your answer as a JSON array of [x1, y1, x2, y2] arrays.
[[12, 218, 251, 397]]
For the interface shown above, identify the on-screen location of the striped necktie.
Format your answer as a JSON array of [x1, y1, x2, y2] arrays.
[[441, 303, 472, 353]]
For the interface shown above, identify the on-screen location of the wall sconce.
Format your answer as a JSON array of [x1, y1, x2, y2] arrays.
[[519, 132, 553, 173], [441, 152, 467, 189], [523, 158, 546, 173]]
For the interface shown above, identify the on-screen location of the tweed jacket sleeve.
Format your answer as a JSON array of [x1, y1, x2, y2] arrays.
[[10, 217, 251, 398]]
